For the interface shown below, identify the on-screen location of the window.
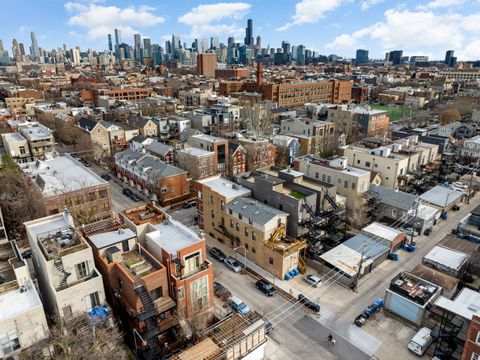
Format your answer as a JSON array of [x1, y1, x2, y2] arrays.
[[252, 247, 256, 253], [239, 214, 243, 220], [279, 204, 283, 211], [249, 218, 253, 225], [245, 243, 249, 250], [365, 161, 371, 167], [211, 209, 215, 219], [245, 228, 249, 236], [184, 252, 201, 275], [1, 331, 20, 355], [99, 190, 108, 199], [178, 286, 185, 299], [221, 201, 225, 210], [161, 186, 168, 193], [391, 208, 397, 218], [472, 353, 479, 360], [230, 219, 233, 228], [351, 183, 356, 190], [88, 292, 101, 309], [476, 331, 480, 344], [344, 180, 348, 188], [357, 160, 360, 164], [190, 276, 209, 311], [327, 176, 331, 183], [198, 191, 202, 199], [322, 174, 326, 181], [89, 192, 96, 202], [236, 223, 240, 231], [75, 261, 89, 279], [315, 172, 319, 179], [269, 257, 274, 265], [252, 232, 256, 241], [229, 209, 233, 215]]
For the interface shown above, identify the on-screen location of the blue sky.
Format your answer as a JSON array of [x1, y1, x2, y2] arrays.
[[1, 0, 480, 60]]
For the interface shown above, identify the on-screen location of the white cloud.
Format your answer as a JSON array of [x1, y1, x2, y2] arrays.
[[423, 0, 468, 9], [18, 25, 31, 34], [64, 1, 165, 40], [178, 2, 251, 38], [360, 0, 384, 11], [277, 0, 343, 31]]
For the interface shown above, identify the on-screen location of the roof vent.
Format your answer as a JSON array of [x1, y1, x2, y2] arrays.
[[118, 228, 124, 234], [468, 303, 480, 312]]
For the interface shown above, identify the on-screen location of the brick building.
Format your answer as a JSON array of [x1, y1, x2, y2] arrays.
[[228, 143, 247, 177], [114, 149, 190, 206], [229, 137, 276, 171], [215, 68, 250, 80], [176, 147, 216, 180], [461, 315, 480, 360], [187, 134, 229, 175], [93, 87, 153, 105], [197, 53, 217, 78]]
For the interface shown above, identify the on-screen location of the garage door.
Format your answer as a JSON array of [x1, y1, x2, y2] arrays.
[[385, 289, 421, 325]]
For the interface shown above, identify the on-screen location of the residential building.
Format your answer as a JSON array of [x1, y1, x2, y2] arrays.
[[215, 68, 250, 80], [21, 154, 111, 224], [1, 132, 32, 163], [76, 117, 113, 158], [122, 204, 214, 320], [272, 135, 301, 166], [197, 53, 217, 78], [18, 122, 55, 160], [461, 315, 480, 360], [229, 137, 276, 171], [114, 149, 190, 206], [93, 87, 153, 105], [178, 89, 210, 107], [124, 115, 158, 137], [422, 245, 469, 278], [461, 135, 480, 158], [351, 108, 389, 137], [145, 140, 176, 164], [187, 134, 229, 175], [81, 216, 177, 359], [177, 147, 216, 180], [0, 241, 49, 359], [228, 143, 247, 177], [280, 118, 336, 156], [24, 210, 107, 320]]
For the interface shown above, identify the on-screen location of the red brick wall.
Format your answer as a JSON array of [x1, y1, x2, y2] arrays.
[[462, 315, 480, 360]]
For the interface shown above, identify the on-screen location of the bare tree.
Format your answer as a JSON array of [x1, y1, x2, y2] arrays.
[[275, 145, 289, 168], [0, 154, 46, 240], [242, 105, 273, 138], [439, 109, 461, 125], [47, 315, 129, 360]]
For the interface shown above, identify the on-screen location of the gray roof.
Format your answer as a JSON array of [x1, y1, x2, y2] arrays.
[[146, 141, 173, 156], [343, 233, 390, 261], [136, 155, 186, 178], [88, 228, 136, 249], [419, 186, 464, 207], [369, 184, 416, 210], [227, 197, 288, 225]]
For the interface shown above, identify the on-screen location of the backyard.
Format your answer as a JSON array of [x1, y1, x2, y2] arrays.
[[371, 104, 417, 122]]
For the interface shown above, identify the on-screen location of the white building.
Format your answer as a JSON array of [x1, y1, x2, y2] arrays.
[[24, 210, 107, 320], [461, 135, 480, 158], [0, 242, 49, 358]]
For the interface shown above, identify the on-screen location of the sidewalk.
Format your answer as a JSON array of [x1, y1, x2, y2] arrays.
[[199, 228, 382, 357]]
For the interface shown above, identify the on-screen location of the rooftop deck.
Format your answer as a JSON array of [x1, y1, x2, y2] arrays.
[[123, 203, 165, 226], [37, 226, 88, 260]]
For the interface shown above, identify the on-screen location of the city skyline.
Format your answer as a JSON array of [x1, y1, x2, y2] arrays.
[[1, 0, 480, 60]]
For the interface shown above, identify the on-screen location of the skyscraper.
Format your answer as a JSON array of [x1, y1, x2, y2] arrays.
[[256, 36, 261, 49], [296, 45, 305, 66], [210, 36, 219, 49], [114, 29, 121, 46], [134, 34, 142, 49], [12, 39, 21, 60], [356, 49, 369, 64], [445, 50, 456, 67], [107, 34, 113, 52], [244, 19, 253, 46], [388, 50, 403, 65], [172, 35, 181, 51], [143, 38, 151, 58], [30, 32, 40, 61], [227, 37, 235, 48], [197, 52, 217, 78]]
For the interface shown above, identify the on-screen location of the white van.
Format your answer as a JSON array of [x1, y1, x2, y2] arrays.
[[408, 327, 433, 356]]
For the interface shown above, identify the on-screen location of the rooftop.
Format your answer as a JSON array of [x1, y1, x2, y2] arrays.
[[198, 175, 251, 202], [2, 132, 27, 143], [389, 272, 439, 306], [362, 222, 403, 242], [299, 155, 371, 177], [410, 264, 459, 292], [423, 245, 469, 270], [419, 185, 464, 208], [0, 279, 43, 322], [21, 154, 107, 196], [18, 122, 53, 141], [190, 133, 226, 143], [179, 147, 215, 157], [227, 197, 288, 226], [88, 228, 136, 249], [123, 203, 165, 226], [146, 216, 202, 255], [434, 287, 480, 320]]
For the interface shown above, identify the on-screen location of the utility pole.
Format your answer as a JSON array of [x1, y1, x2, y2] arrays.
[[467, 159, 479, 204], [410, 196, 420, 246], [353, 238, 367, 292]]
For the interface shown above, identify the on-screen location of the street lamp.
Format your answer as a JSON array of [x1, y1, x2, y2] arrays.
[[234, 246, 248, 269]]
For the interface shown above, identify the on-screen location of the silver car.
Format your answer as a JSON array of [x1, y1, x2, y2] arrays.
[[303, 274, 322, 287], [224, 256, 242, 273]]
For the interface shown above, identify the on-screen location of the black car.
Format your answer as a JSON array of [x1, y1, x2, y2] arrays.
[[213, 281, 231, 300], [354, 313, 368, 327], [255, 280, 276, 296], [21, 249, 32, 259], [298, 293, 320, 313], [100, 174, 111, 181], [129, 193, 141, 202], [209, 247, 226, 262], [122, 188, 132, 197], [263, 319, 273, 334]]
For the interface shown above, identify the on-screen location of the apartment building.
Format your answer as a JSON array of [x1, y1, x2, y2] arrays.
[[228, 137, 276, 171], [124, 115, 158, 137], [1, 132, 32, 163], [197, 53, 217, 78], [18, 122, 55, 159], [0, 241, 49, 359], [4, 97, 36, 109], [93, 87, 153, 105], [272, 135, 301, 166], [294, 156, 371, 199], [280, 117, 336, 156], [77, 117, 114, 157], [145, 140, 176, 164], [215, 68, 250, 80], [228, 143, 247, 177], [122, 204, 214, 320], [461, 135, 480, 158], [21, 154, 111, 223], [177, 147, 216, 180], [187, 134, 229, 175], [24, 210, 107, 320], [81, 216, 177, 359], [114, 149, 190, 206], [178, 89, 210, 107], [461, 315, 480, 360], [342, 143, 410, 189]]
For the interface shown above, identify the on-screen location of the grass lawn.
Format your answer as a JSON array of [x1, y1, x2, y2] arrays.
[[290, 190, 307, 199], [370, 104, 417, 122]]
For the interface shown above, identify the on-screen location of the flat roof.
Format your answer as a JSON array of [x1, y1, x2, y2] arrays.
[[179, 147, 215, 157], [0, 279, 43, 322], [25, 213, 71, 240], [227, 197, 288, 225], [419, 186, 464, 207], [423, 245, 469, 270], [21, 155, 107, 196], [88, 228, 136, 249], [2, 132, 27, 142], [190, 133, 226, 143], [19, 123, 52, 141], [320, 244, 374, 277], [198, 175, 250, 201], [362, 222, 402, 242], [146, 217, 201, 255], [434, 287, 480, 320]]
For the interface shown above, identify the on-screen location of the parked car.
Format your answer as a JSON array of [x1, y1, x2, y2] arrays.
[[354, 313, 368, 327], [213, 282, 231, 301], [224, 256, 242, 273], [399, 227, 419, 237], [297, 294, 320, 313], [303, 274, 322, 288], [263, 318, 273, 334], [209, 247, 226, 262], [452, 204, 460, 211], [21, 249, 32, 259], [129, 193, 141, 202], [408, 327, 433, 356], [122, 188, 132, 197], [230, 296, 250, 315], [255, 280, 276, 296], [100, 174, 111, 181]]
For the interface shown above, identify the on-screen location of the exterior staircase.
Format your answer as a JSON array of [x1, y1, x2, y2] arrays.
[[54, 257, 71, 290]]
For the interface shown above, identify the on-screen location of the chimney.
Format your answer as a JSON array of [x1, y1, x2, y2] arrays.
[[256, 62, 263, 92]]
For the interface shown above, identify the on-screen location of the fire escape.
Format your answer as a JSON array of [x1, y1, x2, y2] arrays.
[[432, 308, 465, 360], [301, 193, 346, 259], [54, 257, 71, 290], [135, 284, 162, 360]]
